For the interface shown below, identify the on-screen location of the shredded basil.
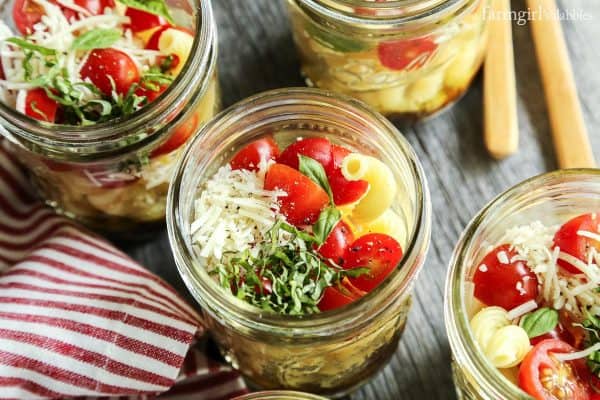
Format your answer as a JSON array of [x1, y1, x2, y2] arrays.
[[71, 28, 121, 51], [6, 37, 56, 56]]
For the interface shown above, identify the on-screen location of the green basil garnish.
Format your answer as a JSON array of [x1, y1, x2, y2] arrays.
[[519, 307, 559, 338]]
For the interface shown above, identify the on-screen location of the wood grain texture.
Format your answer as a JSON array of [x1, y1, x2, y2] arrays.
[[121, 1, 600, 398]]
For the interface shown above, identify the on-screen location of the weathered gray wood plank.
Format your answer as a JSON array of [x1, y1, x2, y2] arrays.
[[123, 1, 600, 398]]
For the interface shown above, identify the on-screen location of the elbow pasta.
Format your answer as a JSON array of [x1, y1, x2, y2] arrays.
[[341, 153, 396, 223], [158, 29, 194, 76], [470, 307, 531, 369]]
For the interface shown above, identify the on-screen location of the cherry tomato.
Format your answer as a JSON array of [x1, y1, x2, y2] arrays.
[[326, 145, 369, 206], [263, 163, 329, 226], [553, 213, 600, 274], [377, 37, 437, 71], [151, 113, 199, 157], [317, 220, 354, 266], [343, 233, 403, 292], [318, 279, 366, 312], [80, 49, 140, 96], [125, 7, 168, 33], [13, 0, 113, 34], [472, 244, 538, 310], [277, 137, 332, 170], [230, 138, 280, 171], [519, 339, 590, 400], [134, 82, 168, 103], [24, 89, 58, 122]]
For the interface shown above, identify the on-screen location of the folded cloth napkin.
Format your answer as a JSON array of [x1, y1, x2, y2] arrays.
[[0, 145, 247, 400]]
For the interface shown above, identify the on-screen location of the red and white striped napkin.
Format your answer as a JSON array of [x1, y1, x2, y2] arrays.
[[0, 145, 248, 400]]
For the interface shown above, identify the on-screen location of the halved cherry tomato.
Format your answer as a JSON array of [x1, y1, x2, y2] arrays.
[[519, 339, 590, 400], [318, 279, 366, 311], [80, 49, 140, 95], [472, 244, 538, 310], [13, 0, 114, 34], [24, 89, 58, 122], [317, 219, 354, 266], [377, 37, 437, 71], [553, 213, 600, 274], [151, 113, 200, 157], [125, 7, 168, 33], [277, 137, 332, 170], [230, 138, 280, 171], [343, 233, 403, 292], [263, 163, 329, 226], [326, 144, 369, 206]]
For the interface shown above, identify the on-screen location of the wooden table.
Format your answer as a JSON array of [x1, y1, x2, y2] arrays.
[[122, 1, 600, 398]]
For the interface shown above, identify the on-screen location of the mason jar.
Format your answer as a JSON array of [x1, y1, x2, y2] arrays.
[[444, 170, 600, 399], [167, 88, 431, 397], [233, 391, 327, 400], [286, 0, 489, 119], [0, 0, 219, 236]]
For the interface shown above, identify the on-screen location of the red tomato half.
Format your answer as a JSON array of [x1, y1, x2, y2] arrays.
[[318, 279, 366, 312], [278, 137, 332, 170], [134, 83, 168, 103], [318, 219, 354, 266], [377, 37, 437, 71], [326, 145, 369, 206], [263, 163, 329, 226], [518, 339, 590, 400], [230, 138, 280, 171], [125, 7, 168, 32], [344, 233, 403, 292], [13, 0, 114, 34], [151, 113, 199, 157], [472, 244, 538, 310], [24, 89, 58, 122], [553, 213, 600, 274], [80, 49, 140, 96]]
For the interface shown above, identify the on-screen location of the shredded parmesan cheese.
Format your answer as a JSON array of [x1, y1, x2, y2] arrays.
[[191, 164, 285, 266], [507, 299, 538, 321], [554, 342, 600, 362]]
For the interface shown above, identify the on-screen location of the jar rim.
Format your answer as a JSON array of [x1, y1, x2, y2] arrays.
[[0, 0, 216, 156], [232, 391, 327, 400], [444, 169, 600, 399], [167, 87, 431, 338], [294, 0, 474, 29]]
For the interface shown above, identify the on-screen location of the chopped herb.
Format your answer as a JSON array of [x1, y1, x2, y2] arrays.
[[581, 311, 600, 377], [313, 206, 341, 245], [212, 220, 367, 315], [115, 0, 174, 24], [519, 307, 559, 339], [71, 28, 121, 51], [140, 66, 173, 92], [159, 54, 176, 72], [6, 37, 57, 56]]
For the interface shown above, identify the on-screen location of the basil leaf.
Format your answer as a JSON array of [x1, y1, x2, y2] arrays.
[[305, 23, 371, 53], [519, 307, 559, 338], [6, 37, 56, 56], [298, 155, 334, 203], [72, 28, 121, 51], [116, 0, 174, 24], [313, 206, 341, 245]]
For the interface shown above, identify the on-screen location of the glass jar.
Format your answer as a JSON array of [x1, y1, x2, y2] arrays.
[[286, 0, 489, 119], [233, 391, 327, 400], [167, 88, 431, 397], [0, 0, 219, 236], [444, 170, 600, 399]]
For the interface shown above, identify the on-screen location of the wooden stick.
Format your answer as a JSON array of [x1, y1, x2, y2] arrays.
[[484, 0, 519, 159], [527, 0, 595, 168]]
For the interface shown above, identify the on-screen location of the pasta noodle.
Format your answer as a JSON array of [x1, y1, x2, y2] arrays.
[[158, 29, 193, 76], [470, 307, 531, 368], [341, 154, 396, 222], [352, 209, 406, 245]]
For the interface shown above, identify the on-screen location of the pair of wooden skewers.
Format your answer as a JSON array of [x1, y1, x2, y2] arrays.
[[483, 0, 595, 168]]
